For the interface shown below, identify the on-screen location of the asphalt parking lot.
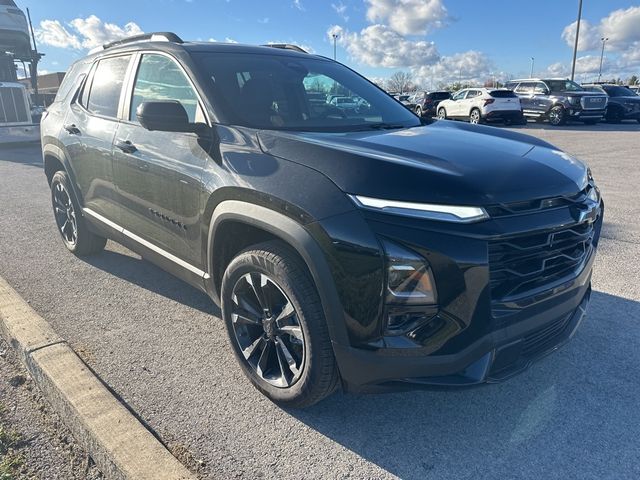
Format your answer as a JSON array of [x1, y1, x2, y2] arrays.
[[1, 121, 639, 479]]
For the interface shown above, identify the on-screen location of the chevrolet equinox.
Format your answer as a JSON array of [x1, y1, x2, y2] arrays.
[[41, 33, 603, 407]]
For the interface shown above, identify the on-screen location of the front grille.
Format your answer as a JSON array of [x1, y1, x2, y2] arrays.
[[489, 221, 596, 301], [0, 87, 29, 124], [485, 186, 593, 218], [580, 96, 607, 110]]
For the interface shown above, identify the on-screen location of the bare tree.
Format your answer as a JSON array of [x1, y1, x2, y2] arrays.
[[386, 71, 415, 94]]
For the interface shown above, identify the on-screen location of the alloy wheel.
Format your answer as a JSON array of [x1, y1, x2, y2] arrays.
[[52, 182, 78, 246], [437, 108, 446, 119], [230, 272, 305, 388], [470, 110, 480, 124]]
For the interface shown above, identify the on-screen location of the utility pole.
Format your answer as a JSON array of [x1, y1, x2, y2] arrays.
[[530, 57, 534, 78], [570, 0, 583, 81], [597, 37, 609, 82], [332, 34, 338, 61], [26, 8, 41, 105]]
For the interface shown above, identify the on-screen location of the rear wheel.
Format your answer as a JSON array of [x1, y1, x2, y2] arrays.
[[221, 241, 339, 408], [415, 106, 422, 117], [437, 107, 447, 120], [469, 108, 481, 124], [548, 106, 566, 126], [50, 171, 106, 255]]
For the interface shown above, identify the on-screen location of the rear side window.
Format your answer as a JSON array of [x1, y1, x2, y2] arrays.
[[515, 82, 534, 94], [86, 55, 131, 118], [489, 90, 517, 98], [129, 53, 200, 122], [54, 62, 88, 103]]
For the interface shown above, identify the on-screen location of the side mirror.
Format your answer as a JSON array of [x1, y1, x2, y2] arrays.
[[136, 101, 202, 133]]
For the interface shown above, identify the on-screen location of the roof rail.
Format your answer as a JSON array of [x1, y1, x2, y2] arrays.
[[262, 43, 307, 54], [100, 32, 184, 51]]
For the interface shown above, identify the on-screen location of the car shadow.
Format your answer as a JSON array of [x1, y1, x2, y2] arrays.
[[517, 121, 640, 132], [80, 248, 220, 316], [289, 290, 640, 479]]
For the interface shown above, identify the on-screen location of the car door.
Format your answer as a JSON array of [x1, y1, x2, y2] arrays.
[[63, 54, 133, 224], [448, 89, 468, 117], [112, 52, 211, 267], [531, 82, 552, 115], [514, 81, 535, 113], [463, 90, 481, 118]]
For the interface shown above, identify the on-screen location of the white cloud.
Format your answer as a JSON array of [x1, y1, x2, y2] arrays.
[[35, 20, 81, 49], [35, 15, 142, 50], [327, 24, 439, 68], [70, 15, 143, 49], [258, 17, 269, 24], [365, 0, 449, 36], [562, 6, 640, 52], [293, 0, 304, 11], [412, 50, 495, 87], [332, 2, 349, 22]]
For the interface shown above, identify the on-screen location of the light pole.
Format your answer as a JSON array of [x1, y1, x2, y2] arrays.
[[597, 37, 609, 82], [332, 34, 338, 61], [530, 57, 534, 78], [570, 0, 583, 81]]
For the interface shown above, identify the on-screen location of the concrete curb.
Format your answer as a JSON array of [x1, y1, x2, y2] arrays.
[[0, 275, 196, 480]]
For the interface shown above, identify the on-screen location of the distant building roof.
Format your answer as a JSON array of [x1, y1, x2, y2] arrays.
[[18, 72, 66, 94]]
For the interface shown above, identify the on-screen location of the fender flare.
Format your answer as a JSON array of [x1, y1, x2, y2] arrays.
[[206, 200, 350, 346], [42, 144, 85, 209]]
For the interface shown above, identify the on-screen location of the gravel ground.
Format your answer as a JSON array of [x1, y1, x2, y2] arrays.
[[0, 122, 639, 480], [0, 339, 103, 479]]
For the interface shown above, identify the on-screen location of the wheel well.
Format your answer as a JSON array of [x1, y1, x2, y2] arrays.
[[44, 154, 65, 186], [211, 220, 309, 296]]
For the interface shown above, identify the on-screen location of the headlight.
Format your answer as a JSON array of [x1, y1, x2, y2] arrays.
[[350, 194, 488, 223], [568, 97, 581, 105], [586, 185, 600, 203], [382, 239, 436, 305]]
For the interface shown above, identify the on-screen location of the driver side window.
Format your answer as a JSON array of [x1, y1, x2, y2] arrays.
[[129, 54, 204, 123], [452, 90, 467, 101]]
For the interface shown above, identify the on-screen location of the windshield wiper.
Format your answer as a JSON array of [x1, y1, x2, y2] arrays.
[[352, 123, 408, 131]]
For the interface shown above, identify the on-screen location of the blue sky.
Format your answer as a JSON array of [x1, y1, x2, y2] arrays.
[[24, 0, 640, 86]]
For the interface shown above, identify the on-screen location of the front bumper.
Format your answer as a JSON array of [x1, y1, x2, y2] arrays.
[[567, 108, 606, 120]]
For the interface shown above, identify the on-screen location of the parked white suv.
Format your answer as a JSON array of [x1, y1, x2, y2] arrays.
[[437, 88, 524, 125]]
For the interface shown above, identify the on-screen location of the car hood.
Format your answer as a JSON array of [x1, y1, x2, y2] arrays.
[[257, 120, 589, 206]]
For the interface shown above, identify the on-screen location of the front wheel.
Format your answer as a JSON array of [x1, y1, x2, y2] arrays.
[[50, 171, 106, 255], [548, 106, 566, 126], [437, 107, 447, 120], [221, 241, 339, 408], [469, 109, 481, 124]]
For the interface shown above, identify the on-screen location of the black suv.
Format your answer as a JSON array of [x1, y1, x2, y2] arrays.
[[505, 78, 608, 126], [582, 84, 640, 123], [411, 90, 451, 117], [41, 33, 603, 407]]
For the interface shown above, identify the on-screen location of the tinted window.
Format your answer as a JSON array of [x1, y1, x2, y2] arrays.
[[130, 54, 201, 122], [54, 62, 87, 103], [452, 90, 467, 100], [545, 80, 583, 92], [431, 92, 451, 100], [489, 90, 517, 98], [87, 55, 131, 117], [467, 90, 481, 98], [193, 52, 419, 132], [533, 82, 548, 94], [603, 85, 635, 97], [504, 82, 517, 90]]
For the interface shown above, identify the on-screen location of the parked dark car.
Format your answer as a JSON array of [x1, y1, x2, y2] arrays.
[[505, 78, 608, 126], [411, 90, 451, 117], [41, 33, 603, 407], [582, 84, 640, 123]]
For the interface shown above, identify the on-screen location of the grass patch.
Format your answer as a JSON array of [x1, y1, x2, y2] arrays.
[[0, 424, 23, 480]]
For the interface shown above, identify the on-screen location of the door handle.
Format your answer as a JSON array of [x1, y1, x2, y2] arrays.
[[63, 124, 80, 135], [115, 139, 137, 154], [137, 161, 149, 172]]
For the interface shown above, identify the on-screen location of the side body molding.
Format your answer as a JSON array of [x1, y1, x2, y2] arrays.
[[207, 201, 350, 347]]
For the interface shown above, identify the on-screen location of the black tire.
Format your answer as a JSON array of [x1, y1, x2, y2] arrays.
[[50, 170, 106, 256], [605, 107, 622, 124], [437, 107, 447, 120], [469, 108, 482, 124], [548, 105, 566, 126], [221, 241, 339, 408]]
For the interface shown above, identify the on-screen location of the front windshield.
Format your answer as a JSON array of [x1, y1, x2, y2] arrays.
[[193, 52, 420, 132], [546, 80, 584, 92]]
